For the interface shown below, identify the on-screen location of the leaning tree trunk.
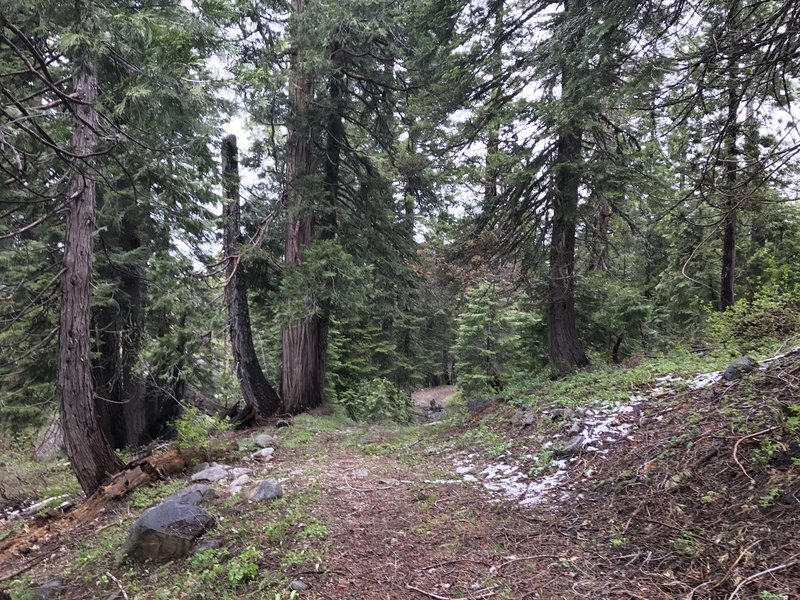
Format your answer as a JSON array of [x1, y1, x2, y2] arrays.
[[547, 0, 590, 375], [58, 59, 123, 495], [222, 135, 281, 417], [281, 0, 327, 413]]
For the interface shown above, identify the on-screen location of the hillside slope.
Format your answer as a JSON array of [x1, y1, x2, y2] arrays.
[[1, 352, 799, 599]]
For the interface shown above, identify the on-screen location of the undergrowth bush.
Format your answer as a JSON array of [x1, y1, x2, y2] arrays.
[[171, 406, 230, 450], [707, 286, 800, 350], [337, 378, 414, 423]]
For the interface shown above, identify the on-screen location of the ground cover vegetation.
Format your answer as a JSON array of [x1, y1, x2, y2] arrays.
[[1, 0, 800, 597]]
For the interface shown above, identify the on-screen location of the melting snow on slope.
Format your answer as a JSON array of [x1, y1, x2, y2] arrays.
[[453, 348, 800, 507]]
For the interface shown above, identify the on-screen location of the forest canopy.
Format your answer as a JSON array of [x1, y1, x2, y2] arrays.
[[1, 0, 799, 492]]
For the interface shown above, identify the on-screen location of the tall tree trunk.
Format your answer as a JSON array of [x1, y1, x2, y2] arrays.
[[58, 59, 123, 495], [94, 194, 146, 449], [222, 135, 281, 416], [281, 0, 326, 413], [719, 0, 740, 312], [547, 0, 590, 375]]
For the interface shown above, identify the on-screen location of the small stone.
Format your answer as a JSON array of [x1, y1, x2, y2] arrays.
[[231, 467, 253, 478], [287, 580, 309, 592], [250, 447, 274, 460], [230, 474, 251, 488], [191, 465, 229, 483], [247, 479, 283, 502], [192, 462, 211, 473], [555, 434, 586, 457], [722, 355, 758, 381], [547, 407, 576, 420], [352, 468, 369, 478], [255, 433, 276, 447], [163, 484, 216, 506], [568, 421, 582, 435], [35, 579, 63, 599]]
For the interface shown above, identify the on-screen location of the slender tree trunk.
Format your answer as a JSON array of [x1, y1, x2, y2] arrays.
[[222, 135, 281, 417], [281, 0, 326, 413], [58, 60, 123, 495], [719, 0, 740, 312], [547, 0, 590, 375]]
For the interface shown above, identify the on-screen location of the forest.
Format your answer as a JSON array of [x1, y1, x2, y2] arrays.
[[1, 0, 800, 597]]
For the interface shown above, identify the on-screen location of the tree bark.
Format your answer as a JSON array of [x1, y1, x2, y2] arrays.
[[281, 0, 327, 413], [719, 0, 740, 312], [547, 0, 590, 375], [222, 135, 281, 417], [94, 195, 146, 449], [58, 60, 123, 495]]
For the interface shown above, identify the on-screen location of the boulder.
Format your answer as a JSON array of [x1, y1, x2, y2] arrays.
[[247, 479, 283, 502], [163, 484, 216, 506], [191, 465, 229, 483], [722, 355, 758, 381], [124, 502, 215, 562]]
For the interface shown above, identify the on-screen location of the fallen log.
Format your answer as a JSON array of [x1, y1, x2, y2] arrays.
[[0, 445, 230, 580]]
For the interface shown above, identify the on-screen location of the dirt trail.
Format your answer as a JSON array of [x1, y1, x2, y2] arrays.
[[411, 385, 456, 408]]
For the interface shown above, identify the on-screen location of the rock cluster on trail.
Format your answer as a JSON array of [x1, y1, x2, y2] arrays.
[[121, 429, 286, 561], [123, 501, 216, 562]]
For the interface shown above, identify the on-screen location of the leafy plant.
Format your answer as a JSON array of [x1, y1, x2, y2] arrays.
[[227, 546, 262, 587], [171, 406, 230, 450], [337, 378, 415, 423]]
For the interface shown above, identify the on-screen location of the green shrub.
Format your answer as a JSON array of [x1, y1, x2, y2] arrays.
[[706, 286, 800, 349], [337, 378, 414, 423], [171, 406, 230, 450]]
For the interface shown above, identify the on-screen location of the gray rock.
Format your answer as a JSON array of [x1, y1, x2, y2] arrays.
[[124, 501, 215, 562], [547, 407, 576, 420], [250, 447, 274, 460], [287, 580, 309, 591], [722, 355, 758, 381], [191, 465, 229, 483], [511, 410, 535, 426], [555, 434, 586, 457], [192, 462, 211, 473], [35, 579, 63, 599], [255, 433, 276, 447], [163, 484, 216, 506], [231, 467, 253, 478], [247, 479, 283, 502], [230, 474, 251, 489]]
